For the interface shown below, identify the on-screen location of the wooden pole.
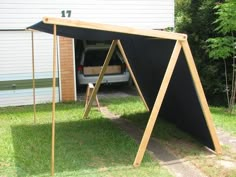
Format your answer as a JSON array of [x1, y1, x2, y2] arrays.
[[51, 24, 57, 176], [31, 31, 36, 123], [180, 40, 222, 154], [117, 40, 149, 111], [83, 40, 118, 118], [133, 41, 182, 167]]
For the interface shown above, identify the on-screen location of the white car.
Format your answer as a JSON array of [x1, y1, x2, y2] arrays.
[[76, 40, 130, 86]]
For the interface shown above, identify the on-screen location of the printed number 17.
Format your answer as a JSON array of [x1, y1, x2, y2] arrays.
[[61, 10, 71, 17]]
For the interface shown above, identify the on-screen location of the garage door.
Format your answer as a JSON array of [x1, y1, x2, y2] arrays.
[[0, 31, 59, 107]]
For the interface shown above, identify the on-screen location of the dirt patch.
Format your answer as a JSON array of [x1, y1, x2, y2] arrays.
[[217, 159, 236, 169], [217, 129, 236, 153]]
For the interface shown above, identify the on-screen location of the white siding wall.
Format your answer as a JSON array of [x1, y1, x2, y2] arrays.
[[0, 0, 174, 30], [0, 31, 59, 107], [0, 31, 56, 77], [0, 0, 174, 107]]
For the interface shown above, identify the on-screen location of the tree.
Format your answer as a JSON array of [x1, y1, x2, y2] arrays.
[[207, 0, 236, 113], [175, 0, 227, 106], [175, 0, 191, 32]]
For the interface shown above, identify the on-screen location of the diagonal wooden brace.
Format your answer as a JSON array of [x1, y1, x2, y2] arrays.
[[180, 41, 222, 154], [83, 40, 118, 119], [133, 40, 182, 167]]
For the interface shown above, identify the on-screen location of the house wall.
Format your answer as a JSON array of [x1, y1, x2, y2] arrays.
[[0, 0, 174, 30], [0, 0, 174, 106]]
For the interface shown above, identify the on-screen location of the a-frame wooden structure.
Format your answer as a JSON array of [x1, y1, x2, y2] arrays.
[[81, 39, 222, 167], [30, 17, 222, 176]]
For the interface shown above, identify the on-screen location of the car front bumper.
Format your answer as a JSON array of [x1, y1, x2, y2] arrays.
[[78, 71, 130, 85]]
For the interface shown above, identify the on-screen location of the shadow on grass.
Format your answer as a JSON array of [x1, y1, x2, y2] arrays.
[[11, 117, 147, 176], [121, 112, 191, 140], [121, 112, 205, 154]]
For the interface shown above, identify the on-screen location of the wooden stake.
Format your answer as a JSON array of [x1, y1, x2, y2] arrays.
[[180, 41, 222, 154], [117, 40, 149, 111], [133, 41, 182, 167], [83, 40, 118, 118], [31, 31, 36, 123], [51, 24, 57, 176]]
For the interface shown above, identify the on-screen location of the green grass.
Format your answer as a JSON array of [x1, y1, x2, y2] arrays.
[[0, 102, 172, 177], [102, 96, 236, 140], [210, 107, 236, 136], [101, 96, 236, 177], [101, 96, 194, 141]]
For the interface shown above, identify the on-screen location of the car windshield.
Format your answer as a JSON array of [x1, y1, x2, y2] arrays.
[[84, 49, 123, 66]]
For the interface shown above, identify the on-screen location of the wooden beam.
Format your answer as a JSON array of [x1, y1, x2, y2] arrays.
[[180, 41, 222, 154], [133, 41, 182, 167], [51, 24, 57, 176], [83, 40, 118, 118], [31, 31, 36, 123], [117, 40, 149, 111], [43, 17, 187, 41]]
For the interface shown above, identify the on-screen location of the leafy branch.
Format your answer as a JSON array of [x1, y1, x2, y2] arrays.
[[207, 0, 236, 113]]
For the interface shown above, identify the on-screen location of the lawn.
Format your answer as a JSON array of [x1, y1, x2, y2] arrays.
[[210, 107, 236, 136], [101, 96, 236, 177], [101, 96, 236, 137], [0, 102, 172, 177]]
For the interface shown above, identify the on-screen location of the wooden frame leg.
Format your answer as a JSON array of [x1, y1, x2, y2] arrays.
[[85, 83, 93, 107], [133, 41, 182, 167], [180, 41, 222, 154], [95, 95, 101, 110], [85, 83, 101, 110], [31, 31, 36, 123], [117, 40, 149, 111], [51, 24, 57, 176], [83, 40, 118, 118]]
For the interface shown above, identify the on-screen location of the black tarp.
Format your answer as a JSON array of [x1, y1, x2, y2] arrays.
[[121, 39, 214, 149], [28, 21, 215, 150]]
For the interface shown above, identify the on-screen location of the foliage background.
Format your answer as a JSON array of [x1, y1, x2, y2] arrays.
[[175, 0, 229, 106]]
